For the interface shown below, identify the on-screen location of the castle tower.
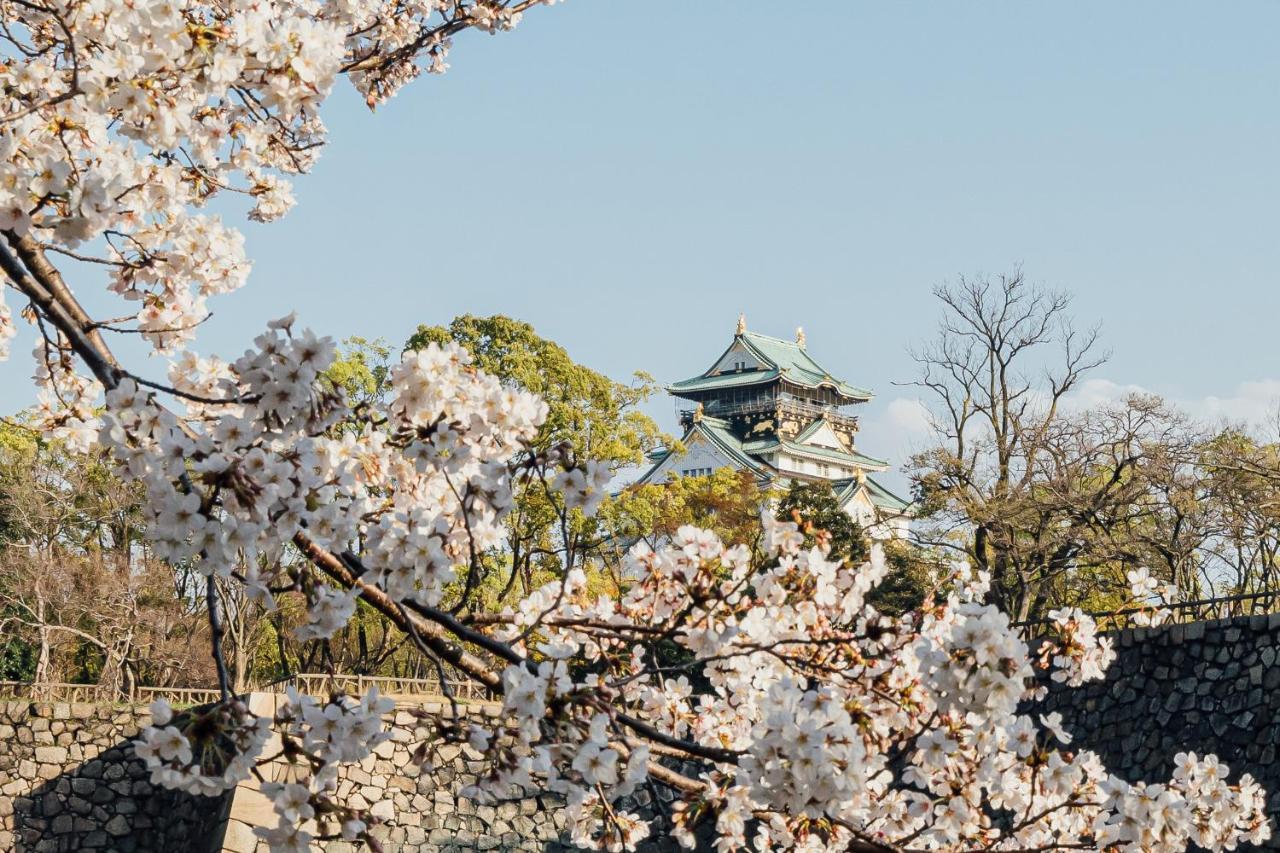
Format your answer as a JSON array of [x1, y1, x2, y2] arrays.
[[637, 317, 910, 538]]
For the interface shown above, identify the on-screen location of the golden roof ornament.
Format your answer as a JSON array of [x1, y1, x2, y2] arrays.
[[796, 326, 806, 347], [693, 402, 704, 422], [736, 313, 747, 335]]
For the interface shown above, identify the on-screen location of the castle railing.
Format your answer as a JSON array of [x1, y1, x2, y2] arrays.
[[680, 394, 860, 428]]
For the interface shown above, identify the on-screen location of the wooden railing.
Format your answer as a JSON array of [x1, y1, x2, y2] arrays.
[[268, 672, 485, 702], [0, 681, 119, 703], [0, 673, 487, 706], [1013, 589, 1280, 635]]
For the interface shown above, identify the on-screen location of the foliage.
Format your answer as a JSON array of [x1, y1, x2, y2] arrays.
[[776, 481, 868, 566], [602, 468, 769, 557], [407, 314, 667, 603], [0, 426, 212, 691], [322, 337, 394, 411], [407, 314, 664, 465], [776, 480, 932, 615]]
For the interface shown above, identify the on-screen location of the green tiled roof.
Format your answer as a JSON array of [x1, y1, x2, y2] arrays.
[[697, 416, 773, 475], [864, 477, 911, 512], [666, 331, 873, 400], [833, 476, 912, 514], [668, 368, 781, 394], [739, 332, 873, 400], [742, 437, 889, 471], [635, 416, 773, 485]]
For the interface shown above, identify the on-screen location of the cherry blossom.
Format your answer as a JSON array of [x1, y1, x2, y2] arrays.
[[1, 0, 1271, 850]]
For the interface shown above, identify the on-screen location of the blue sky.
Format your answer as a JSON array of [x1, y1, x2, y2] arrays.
[[7, 1, 1280, 489]]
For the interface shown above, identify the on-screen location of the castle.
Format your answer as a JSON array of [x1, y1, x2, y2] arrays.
[[637, 316, 910, 539]]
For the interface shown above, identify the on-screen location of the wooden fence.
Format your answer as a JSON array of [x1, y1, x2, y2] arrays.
[[1013, 588, 1280, 635], [267, 672, 484, 701], [0, 672, 484, 706]]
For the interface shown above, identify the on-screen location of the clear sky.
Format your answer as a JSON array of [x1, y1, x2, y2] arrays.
[[7, 1, 1280, 491]]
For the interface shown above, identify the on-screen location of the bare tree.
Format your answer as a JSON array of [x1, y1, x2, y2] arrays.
[[907, 269, 1111, 620], [0, 431, 212, 692], [1197, 430, 1280, 597]]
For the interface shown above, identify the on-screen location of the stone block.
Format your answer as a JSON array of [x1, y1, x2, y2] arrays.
[[221, 819, 260, 853]]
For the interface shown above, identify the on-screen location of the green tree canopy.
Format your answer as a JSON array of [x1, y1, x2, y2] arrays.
[[777, 480, 930, 615], [776, 481, 869, 568], [322, 336, 393, 411], [405, 315, 669, 604], [407, 315, 664, 466], [603, 468, 770, 558]]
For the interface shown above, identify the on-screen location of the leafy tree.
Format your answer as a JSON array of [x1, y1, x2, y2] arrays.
[[407, 314, 663, 465], [323, 336, 393, 411], [776, 481, 930, 615], [0, 423, 212, 692], [406, 314, 668, 603], [603, 468, 770, 557], [776, 481, 869, 567]]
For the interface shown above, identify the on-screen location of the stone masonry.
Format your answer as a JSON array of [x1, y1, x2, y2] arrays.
[[0, 699, 231, 852], [0, 693, 681, 852], [1039, 612, 1280, 848], [20, 611, 1280, 853], [222, 694, 569, 853]]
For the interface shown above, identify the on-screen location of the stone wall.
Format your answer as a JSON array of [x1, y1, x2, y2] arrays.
[[0, 692, 680, 853], [222, 696, 570, 853], [222, 694, 690, 853], [1040, 612, 1280, 845], [0, 699, 231, 852], [34, 618, 1280, 853]]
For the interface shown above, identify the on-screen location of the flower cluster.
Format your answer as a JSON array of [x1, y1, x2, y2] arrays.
[[98, 323, 346, 580], [1041, 606, 1118, 687], [248, 686, 396, 850], [363, 341, 547, 606], [38, 312, 1270, 852], [13, 2, 1269, 851], [448, 511, 1269, 852], [1093, 752, 1270, 849], [134, 698, 270, 796], [0, 0, 555, 380], [1128, 567, 1179, 627]]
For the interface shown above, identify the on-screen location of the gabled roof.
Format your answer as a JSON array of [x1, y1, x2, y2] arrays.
[[741, 436, 889, 472], [865, 477, 911, 513], [792, 418, 843, 447], [635, 416, 774, 485], [667, 331, 873, 401], [834, 476, 912, 514], [668, 368, 781, 394]]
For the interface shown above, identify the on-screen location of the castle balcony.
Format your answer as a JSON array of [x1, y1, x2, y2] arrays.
[[679, 393, 860, 430]]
